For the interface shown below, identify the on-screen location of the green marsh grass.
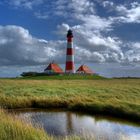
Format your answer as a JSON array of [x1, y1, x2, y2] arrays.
[[0, 78, 139, 140], [0, 79, 140, 122], [0, 109, 52, 140]]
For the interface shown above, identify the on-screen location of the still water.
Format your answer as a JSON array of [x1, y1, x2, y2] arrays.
[[12, 109, 140, 140]]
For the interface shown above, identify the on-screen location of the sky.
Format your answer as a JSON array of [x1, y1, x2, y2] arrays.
[[0, 0, 140, 77]]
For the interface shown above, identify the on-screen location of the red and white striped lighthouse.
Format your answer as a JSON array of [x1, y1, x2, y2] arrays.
[[65, 29, 75, 73]]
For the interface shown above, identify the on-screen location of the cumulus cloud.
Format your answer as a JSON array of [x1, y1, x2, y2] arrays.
[[0, 25, 65, 66], [115, 2, 140, 23], [56, 23, 70, 36], [53, 0, 95, 17], [5, 0, 43, 9], [0, 24, 123, 65], [102, 1, 114, 8], [0, 23, 140, 66], [56, 23, 139, 64], [5, 0, 140, 24], [1, 0, 140, 66], [99, 1, 140, 24], [41, 0, 112, 32], [34, 12, 48, 19], [124, 42, 140, 63]]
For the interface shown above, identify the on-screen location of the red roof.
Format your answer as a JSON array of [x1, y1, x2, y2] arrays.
[[44, 63, 63, 73], [76, 65, 94, 74]]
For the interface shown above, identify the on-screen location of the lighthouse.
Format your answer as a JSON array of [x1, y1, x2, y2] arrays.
[[65, 29, 75, 73]]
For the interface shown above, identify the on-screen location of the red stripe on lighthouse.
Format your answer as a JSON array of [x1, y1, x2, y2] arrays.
[[66, 62, 74, 70], [67, 37, 73, 42], [67, 48, 74, 55]]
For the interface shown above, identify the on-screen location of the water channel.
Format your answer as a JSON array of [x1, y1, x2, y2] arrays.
[[10, 109, 140, 140]]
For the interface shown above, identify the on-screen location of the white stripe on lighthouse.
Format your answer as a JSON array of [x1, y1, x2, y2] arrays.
[[66, 55, 74, 62], [67, 42, 73, 48]]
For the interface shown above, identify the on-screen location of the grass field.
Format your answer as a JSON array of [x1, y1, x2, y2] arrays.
[[0, 77, 140, 140], [0, 78, 140, 121]]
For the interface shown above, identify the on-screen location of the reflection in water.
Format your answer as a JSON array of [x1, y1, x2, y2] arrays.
[[13, 110, 140, 140]]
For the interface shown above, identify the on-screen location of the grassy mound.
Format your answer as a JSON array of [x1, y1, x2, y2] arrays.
[[20, 74, 105, 80]]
